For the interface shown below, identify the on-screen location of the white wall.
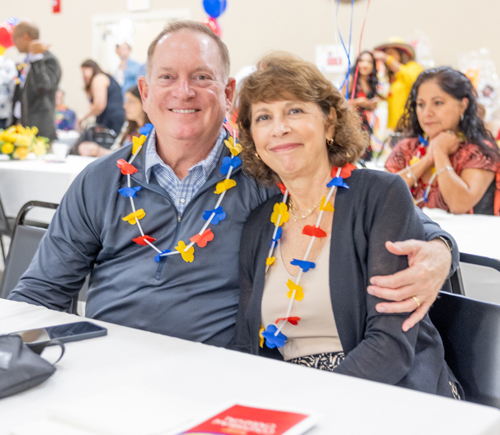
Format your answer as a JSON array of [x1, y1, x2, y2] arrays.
[[1, 0, 499, 116]]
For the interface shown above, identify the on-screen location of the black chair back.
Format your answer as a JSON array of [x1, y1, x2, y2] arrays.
[[460, 253, 500, 273], [429, 292, 500, 408], [0, 225, 47, 299], [0, 194, 14, 262], [0, 201, 58, 299], [0, 194, 12, 237]]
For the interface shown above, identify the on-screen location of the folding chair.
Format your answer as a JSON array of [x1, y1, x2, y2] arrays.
[[0, 194, 14, 263], [429, 292, 500, 408], [0, 201, 58, 300], [458, 253, 500, 305]]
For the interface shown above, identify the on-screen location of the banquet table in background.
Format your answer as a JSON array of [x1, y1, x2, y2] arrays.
[[423, 208, 500, 305], [1, 299, 500, 435], [0, 156, 96, 223]]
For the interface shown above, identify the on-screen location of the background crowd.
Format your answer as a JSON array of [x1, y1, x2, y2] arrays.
[[0, 18, 499, 217]]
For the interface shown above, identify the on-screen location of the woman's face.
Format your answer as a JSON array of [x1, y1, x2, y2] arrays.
[[358, 53, 374, 77], [124, 92, 144, 123], [250, 100, 334, 180], [416, 79, 468, 140], [81, 67, 93, 85]]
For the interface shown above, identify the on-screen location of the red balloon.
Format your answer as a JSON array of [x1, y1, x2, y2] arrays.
[[0, 24, 13, 48], [202, 17, 221, 37]]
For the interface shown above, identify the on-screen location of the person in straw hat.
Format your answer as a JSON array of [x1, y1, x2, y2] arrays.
[[373, 37, 423, 130]]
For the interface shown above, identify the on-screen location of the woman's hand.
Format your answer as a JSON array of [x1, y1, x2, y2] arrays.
[[431, 131, 460, 157], [352, 97, 378, 111]]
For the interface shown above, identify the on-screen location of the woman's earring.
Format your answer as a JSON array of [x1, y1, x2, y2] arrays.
[[460, 113, 464, 123], [255, 152, 261, 160], [326, 137, 334, 147]]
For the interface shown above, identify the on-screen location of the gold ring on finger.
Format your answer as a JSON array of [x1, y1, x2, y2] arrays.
[[412, 296, 421, 308]]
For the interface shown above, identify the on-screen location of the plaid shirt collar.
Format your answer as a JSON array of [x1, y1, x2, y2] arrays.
[[144, 127, 226, 184]]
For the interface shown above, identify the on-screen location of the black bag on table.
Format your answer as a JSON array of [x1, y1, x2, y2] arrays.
[[0, 334, 65, 399], [69, 124, 117, 155]]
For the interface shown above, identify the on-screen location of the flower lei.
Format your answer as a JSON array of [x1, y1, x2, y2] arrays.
[[260, 163, 356, 349], [118, 123, 243, 263], [410, 133, 464, 205]]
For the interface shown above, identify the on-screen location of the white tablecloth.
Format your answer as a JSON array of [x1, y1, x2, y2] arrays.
[[0, 156, 96, 223], [423, 208, 500, 260], [0, 300, 499, 435], [423, 208, 500, 304]]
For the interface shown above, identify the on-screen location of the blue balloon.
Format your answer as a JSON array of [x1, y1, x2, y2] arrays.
[[203, 0, 227, 18], [6, 17, 19, 27]]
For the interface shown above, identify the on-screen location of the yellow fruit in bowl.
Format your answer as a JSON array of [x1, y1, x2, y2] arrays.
[[1, 142, 14, 154], [13, 146, 30, 160]]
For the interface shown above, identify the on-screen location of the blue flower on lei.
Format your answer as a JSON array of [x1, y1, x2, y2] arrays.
[[327, 177, 349, 189], [202, 206, 226, 225], [262, 324, 288, 348]]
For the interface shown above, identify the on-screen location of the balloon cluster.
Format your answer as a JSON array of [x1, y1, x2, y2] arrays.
[[201, 0, 227, 37], [0, 17, 19, 55]]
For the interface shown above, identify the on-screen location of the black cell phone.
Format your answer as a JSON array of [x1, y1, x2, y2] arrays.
[[9, 321, 108, 345]]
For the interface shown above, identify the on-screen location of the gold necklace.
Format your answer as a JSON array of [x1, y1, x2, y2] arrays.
[[288, 197, 321, 222]]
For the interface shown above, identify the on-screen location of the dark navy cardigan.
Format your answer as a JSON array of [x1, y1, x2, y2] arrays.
[[233, 169, 462, 398]]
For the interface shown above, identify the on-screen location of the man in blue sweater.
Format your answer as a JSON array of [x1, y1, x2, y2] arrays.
[[9, 21, 457, 346]]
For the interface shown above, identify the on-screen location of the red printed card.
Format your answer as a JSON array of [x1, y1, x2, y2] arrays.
[[179, 404, 316, 435]]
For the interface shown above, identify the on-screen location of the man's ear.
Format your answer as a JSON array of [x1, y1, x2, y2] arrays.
[[138, 76, 149, 107], [225, 78, 236, 111]]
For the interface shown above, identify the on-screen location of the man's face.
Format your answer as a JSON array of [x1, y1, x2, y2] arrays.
[[116, 43, 131, 60], [139, 30, 234, 149]]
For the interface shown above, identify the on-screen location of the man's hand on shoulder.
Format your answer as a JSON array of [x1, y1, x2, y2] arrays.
[[367, 239, 452, 332]]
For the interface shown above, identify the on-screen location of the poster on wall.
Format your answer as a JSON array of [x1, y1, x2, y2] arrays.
[[52, 0, 61, 13], [315, 44, 351, 75], [127, 0, 150, 12]]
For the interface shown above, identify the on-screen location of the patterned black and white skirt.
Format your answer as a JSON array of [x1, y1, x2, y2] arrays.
[[289, 351, 461, 400]]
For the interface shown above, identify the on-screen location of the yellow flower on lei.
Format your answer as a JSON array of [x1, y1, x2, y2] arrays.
[[270, 202, 289, 227], [266, 257, 275, 266], [214, 179, 237, 194], [319, 196, 334, 212], [224, 136, 242, 156], [259, 325, 265, 348], [409, 156, 420, 166], [286, 279, 304, 301], [175, 241, 194, 263], [122, 209, 146, 225], [132, 135, 147, 155]]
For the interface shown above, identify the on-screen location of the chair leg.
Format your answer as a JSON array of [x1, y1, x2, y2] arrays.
[[0, 236, 6, 265]]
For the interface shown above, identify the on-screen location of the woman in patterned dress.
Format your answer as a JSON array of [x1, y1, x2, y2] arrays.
[[386, 67, 500, 215]]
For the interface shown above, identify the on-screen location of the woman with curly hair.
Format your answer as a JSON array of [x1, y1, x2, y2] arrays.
[[386, 67, 500, 215], [232, 53, 462, 399]]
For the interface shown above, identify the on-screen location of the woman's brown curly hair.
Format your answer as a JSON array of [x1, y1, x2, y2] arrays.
[[237, 53, 368, 186]]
